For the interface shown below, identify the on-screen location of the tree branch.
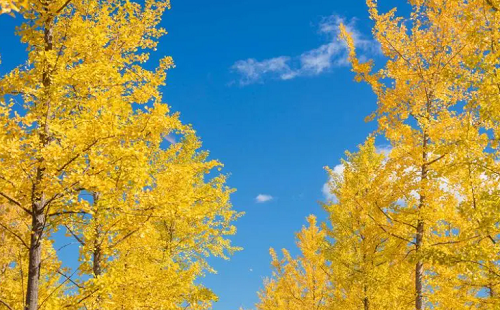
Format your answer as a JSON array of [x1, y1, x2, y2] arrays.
[[55, 0, 72, 14], [0, 222, 29, 249], [486, 0, 499, 11], [64, 225, 85, 246], [0, 299, 13, 310], [0, 192, 31, 215], [56, 139, 100, 174], [49, 211, 88, 218]]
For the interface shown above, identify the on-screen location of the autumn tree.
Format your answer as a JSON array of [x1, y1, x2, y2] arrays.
[[324, 138, 413, 310], [63, 131, 239, 310], [256, 216, 334, 310], [255, 1, 500, 309], [0, 1, 239, 309], [340, 0, 500, 308]]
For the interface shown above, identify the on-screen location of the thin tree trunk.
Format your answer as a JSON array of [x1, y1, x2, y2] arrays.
[[415, 220, 424, 310], [93, 241, 102, 277], [416, 131, 428, 310], [362, 251, 369, 310], [91, 192, 104, 309], [488, 261, 496, 299], [25, 11, 53, 310], [25, 200, 46, 310], [92, 192, 102, 277]]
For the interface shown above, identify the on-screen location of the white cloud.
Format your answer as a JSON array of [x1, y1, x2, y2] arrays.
[[376, 145, 392, 157], [255, 194, 274, 203], [165, 134, 176, 144], [322, 181, 336, 201], [231, 14, 378, 85], [322, 164, 344, 202]]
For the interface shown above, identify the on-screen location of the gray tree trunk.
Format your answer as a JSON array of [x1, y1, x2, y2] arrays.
[[25, 12, 53, 310], [25, 200, 46, 310], [416, 132, 428, 310]]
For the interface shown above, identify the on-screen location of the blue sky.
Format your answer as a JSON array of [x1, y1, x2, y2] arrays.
[[0, 0, 403, 309]]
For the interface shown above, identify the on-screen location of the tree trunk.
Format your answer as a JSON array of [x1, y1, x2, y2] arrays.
[[415, 220, 424, 310], [92, 192, 103, 277], [25, 11, 53, 310], [25, 200, 46, 310], [363, 253, 369, 310], [416, 131, 428, 310]]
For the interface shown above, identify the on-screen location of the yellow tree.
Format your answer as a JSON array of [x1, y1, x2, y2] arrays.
[[0, 203, 65, 310], [324, 138, 413, 310], [62, 132, 239, 310], [445, 1, 500, 305], [0, 0, 240, 309], [255, 1, 500, 308], [256, 216, 334, 310], [340, 0, 488, 308]]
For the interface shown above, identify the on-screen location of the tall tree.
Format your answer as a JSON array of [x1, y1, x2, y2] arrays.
[[0, 1, 240, 309], [324, 138, 413, 310], [255, 1, 500, 309], [63, 132, 239, 310], [338, 0, 495, 307]]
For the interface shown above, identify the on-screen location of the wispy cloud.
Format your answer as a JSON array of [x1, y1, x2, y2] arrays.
[[231, 14, 378, 86], [231, 57, 295, 85], [165, 134, 176, 144], [255, 194, 274, 203]]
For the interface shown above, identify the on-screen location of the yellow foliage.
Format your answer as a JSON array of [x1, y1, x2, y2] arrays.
[[259, 1, 500, 309], [0, 1, 240, 309], [257, 216, 334, 310]]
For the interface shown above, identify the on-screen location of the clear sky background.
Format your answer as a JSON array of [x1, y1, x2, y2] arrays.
[[0, 1, 403, 309]]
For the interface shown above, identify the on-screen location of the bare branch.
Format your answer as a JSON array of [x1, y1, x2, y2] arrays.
[[64, 225, 85, 246], [56, 269, 83, 289], [367, 213, 416, 245], [56, 139, 101, 174]]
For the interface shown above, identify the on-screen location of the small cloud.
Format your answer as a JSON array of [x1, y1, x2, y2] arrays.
[[249, 268, 253, 272], [165, 134, 176, 144], [230, 14, 379, 85], [322, 181, 335, 201], [292, 193, 305, 200], [255, 194, 274, 203], [376, 145, 392, 156], [322, 164, 344, 202]]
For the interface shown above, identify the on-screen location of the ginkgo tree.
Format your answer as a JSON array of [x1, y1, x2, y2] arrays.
[[0, 1, 240, 310], [339, 0, 494, 308], [257, 216, 334, 310], [256, 0, 500, 309], [324, 138, 413, 310]]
